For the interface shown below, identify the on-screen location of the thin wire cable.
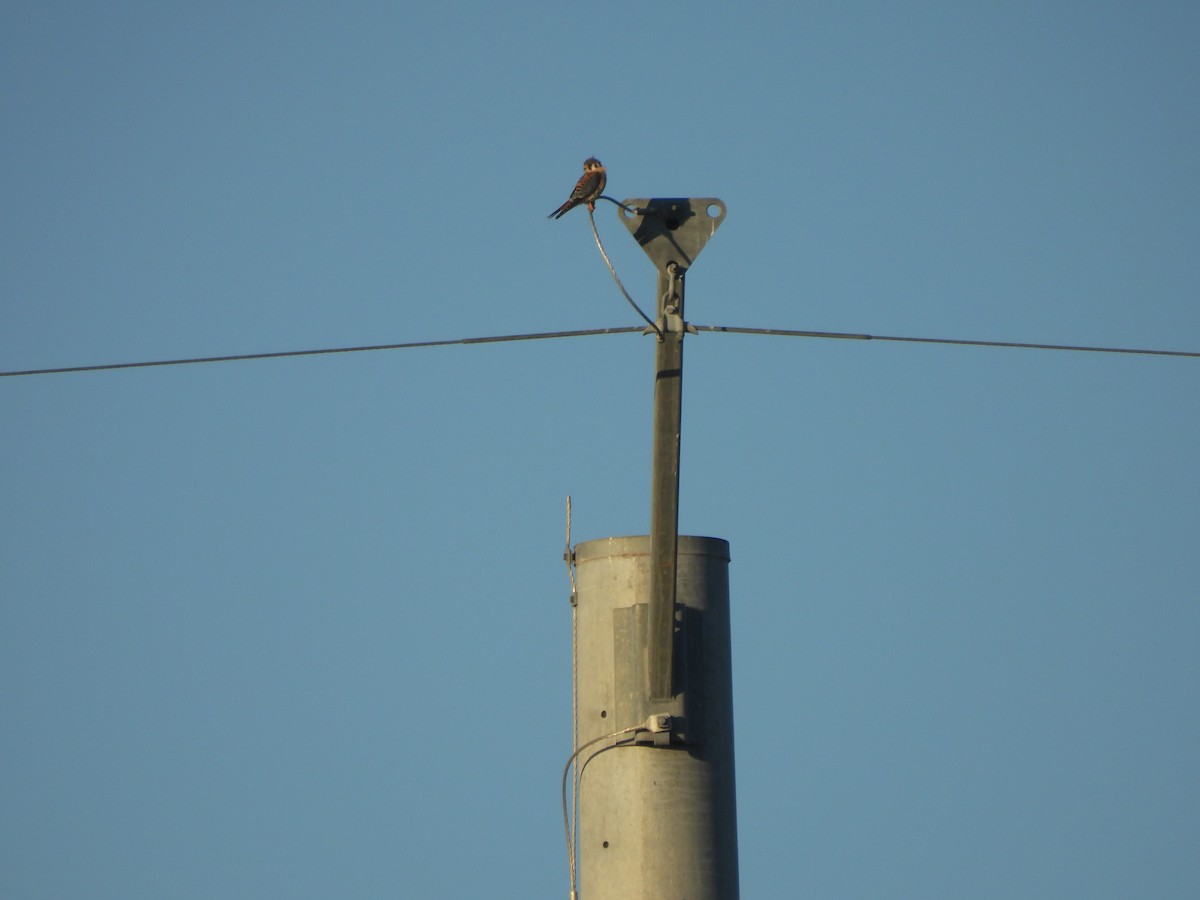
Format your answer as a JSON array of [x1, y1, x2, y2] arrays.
[[0, 327, 644, 378], [564, 496, 578, 599], [563, 494, 580, 894], [597, 195, 640, 215], [587, 206, 661, 337], [562, 725, 642, 899], [571, 611, 580, 898], [3, 321, 1197, 380], [695, 325, 1200, 358]]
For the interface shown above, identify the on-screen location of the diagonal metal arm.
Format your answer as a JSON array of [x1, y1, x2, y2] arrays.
[[620, 198, 725, 700], [648, 263, 685, 699]]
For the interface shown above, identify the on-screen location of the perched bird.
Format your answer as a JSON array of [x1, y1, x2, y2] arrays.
[[548, 157, 607, 219]]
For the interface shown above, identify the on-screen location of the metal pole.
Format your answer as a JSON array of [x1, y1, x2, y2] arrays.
[[622, 198, 724, 703], [648, 262, 685, 700], [565, 197, 734, 898], [573, 536, 740, 900]]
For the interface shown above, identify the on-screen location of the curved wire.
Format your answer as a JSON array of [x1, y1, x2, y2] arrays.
[[562, 725, 642, 898], [587, 207, 662, 337], [597, 195, 642, 215]]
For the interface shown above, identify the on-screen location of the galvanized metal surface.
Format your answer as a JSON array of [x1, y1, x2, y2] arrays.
[[648, 263, 685, 700], [573, 536, 739, 900], [621, 198, 725, 701], [618, 198, 726, 274]]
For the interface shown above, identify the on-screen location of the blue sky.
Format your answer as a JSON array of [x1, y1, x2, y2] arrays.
[[3, 1, 1198, 897]]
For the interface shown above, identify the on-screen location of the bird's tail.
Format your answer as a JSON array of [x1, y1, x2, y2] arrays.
[[548, 201, 573, 219]]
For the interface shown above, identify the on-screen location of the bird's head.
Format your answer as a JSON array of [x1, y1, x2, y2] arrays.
[[583, 157, 604, 171]]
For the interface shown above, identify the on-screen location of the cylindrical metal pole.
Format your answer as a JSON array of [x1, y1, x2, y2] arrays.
[[573, 535, 739, 900]]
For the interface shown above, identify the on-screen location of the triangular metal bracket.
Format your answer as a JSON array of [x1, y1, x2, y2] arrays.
[[619, 198, 725, 273]]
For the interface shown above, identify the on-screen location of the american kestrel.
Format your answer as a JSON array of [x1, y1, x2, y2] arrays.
[[548, 157, 607, 219]]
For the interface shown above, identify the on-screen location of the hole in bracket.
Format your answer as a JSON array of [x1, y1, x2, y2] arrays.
[[706, 202, 722, 218]]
